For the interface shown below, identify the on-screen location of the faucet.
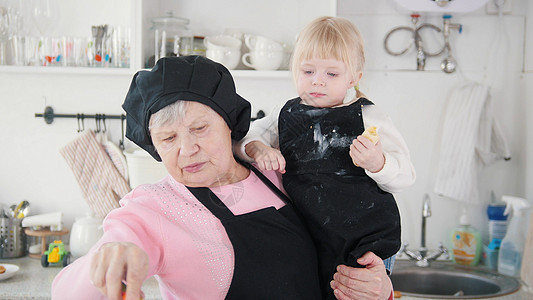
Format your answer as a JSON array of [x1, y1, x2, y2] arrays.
[[400, 193, 449, 267]]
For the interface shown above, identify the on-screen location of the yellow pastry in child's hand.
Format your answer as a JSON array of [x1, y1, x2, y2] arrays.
[[361, 126, 379, 144], [0, 265, 5, 274]]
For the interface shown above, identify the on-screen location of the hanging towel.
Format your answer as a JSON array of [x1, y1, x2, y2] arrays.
[[60, 131, 132, 218], [434, 82, 511, 203]]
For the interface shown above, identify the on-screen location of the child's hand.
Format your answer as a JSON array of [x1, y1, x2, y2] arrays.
[[349, 136, 385, 173], [245, 141, 286, 174]]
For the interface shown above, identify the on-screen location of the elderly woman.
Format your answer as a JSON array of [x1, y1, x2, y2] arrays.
[[52, 56, 392, 300]]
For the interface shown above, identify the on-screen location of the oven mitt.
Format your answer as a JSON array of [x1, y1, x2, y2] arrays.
[[60, 131, 131, 218]]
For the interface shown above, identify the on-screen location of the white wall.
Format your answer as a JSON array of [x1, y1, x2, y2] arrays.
[[0, 0, 531, 253], [335, 0, 531, 252]]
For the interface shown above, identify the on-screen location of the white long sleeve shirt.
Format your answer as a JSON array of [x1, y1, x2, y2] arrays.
[[234, 98, 416, 194]]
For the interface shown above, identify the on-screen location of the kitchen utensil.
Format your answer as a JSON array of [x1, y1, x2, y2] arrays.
[[13, 200, 25, 218], [0, 217, 26, 258], [8, 204, 16, 217], [69, 212, 104, 258], [91, 24, 107, 65], [0, 203, 9, 218], [14, 200, 29, 219]]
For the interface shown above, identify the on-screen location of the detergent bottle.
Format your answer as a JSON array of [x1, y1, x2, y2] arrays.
[[487, 191, 508, 242], [450, 208, 482, 266], [497, 195, 531, 277]]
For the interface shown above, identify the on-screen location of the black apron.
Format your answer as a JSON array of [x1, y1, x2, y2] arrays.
[[279, 97, 401, 299], [187, 162, 322, 299]]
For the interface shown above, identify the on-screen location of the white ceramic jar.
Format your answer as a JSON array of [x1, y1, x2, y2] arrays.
[[69, 212, 104, 258]]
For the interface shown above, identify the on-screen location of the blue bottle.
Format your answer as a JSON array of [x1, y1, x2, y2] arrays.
[[487, 192, 508, 241]]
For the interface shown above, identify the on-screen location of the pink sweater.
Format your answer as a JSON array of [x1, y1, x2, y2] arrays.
[[52, 170, 287, 300]]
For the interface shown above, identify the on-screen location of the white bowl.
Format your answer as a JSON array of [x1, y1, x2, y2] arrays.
[[206, 49, 241, 69], [204, 35, 242, 51]]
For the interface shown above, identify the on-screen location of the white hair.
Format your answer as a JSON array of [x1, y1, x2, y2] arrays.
[[149, 100, 189, 132]]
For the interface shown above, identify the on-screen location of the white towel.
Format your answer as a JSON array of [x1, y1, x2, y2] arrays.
[[434, 82, 511, 203]]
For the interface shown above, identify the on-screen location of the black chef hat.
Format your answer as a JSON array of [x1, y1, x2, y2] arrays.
[[122, 56, 251, 161]]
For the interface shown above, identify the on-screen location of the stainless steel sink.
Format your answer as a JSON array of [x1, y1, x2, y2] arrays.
[[391, 260, 521, 299]]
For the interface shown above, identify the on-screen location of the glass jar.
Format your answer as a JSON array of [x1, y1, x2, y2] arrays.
[[147, 11, 193, 68]]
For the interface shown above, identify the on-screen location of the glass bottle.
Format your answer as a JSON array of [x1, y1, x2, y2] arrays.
[[147, 11, 192, 68]]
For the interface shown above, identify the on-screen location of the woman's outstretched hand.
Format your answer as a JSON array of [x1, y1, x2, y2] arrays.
[[90, 242, 149, 300], [330, 251, 393, 300]]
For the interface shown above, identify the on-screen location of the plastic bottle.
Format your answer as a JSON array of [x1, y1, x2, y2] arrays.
[[450, 208, 482, 266], [487, 192, 508, 242], [497, 195, 531, 277]]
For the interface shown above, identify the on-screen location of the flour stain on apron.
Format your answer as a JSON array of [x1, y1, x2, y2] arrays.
[[305, 122, 354, 162]]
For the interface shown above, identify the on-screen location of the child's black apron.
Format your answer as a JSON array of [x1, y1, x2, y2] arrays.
[[187, 163, 322, 299], [279, 97, 401, 299]]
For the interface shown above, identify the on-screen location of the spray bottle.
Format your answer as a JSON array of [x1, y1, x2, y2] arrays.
[[497, 195, 531, 277]]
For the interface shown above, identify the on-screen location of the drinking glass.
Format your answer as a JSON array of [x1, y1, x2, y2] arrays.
[[0, 7, 9, 64], [31, 0, 58, 37]]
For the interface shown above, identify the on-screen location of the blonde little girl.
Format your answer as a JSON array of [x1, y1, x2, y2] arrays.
[[235, 16, 416, 298]]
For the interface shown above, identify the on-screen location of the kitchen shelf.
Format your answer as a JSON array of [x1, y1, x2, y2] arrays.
[[0, 66, 289, 78], [0, 65, 135, 76], [4, 0, 335, 79], [230, 70, 290, 79], [134, 68, 291, 79]]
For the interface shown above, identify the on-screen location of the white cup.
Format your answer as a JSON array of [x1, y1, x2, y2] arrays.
[[223, 28, 244, 41], [244, 34, 284, 52], [206, 48, 241, 69], [204, 35, 242, 51], [242, 50, 283, 70]]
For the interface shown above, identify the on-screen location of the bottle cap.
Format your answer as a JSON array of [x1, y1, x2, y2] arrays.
[[487, 205, 507, 220], [488, 238, 502, 250], [459, 208, 469, 225]]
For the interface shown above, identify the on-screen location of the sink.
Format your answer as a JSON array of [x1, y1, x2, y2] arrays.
[[391, 260, 521, 299]]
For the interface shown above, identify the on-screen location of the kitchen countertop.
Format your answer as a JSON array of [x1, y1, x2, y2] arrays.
[[397, 287, 533, 300], [396, 287, 532, 300], [1, 256, 532, 299], [0, 256, 161, 299], [392, 259, 533, 300]]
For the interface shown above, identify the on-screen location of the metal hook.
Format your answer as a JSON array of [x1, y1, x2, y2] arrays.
[[79, 114, 85, 132], [77, 114, 82, 132], [119, 115, 126, 150], [94, 114, 100, 133], [102, 114, 107, 133]]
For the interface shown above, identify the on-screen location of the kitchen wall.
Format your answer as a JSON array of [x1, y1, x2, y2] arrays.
[[0, 0, 531, 253]]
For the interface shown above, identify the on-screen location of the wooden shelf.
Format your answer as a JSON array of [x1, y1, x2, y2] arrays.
[[24, 228, 70, 259]]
